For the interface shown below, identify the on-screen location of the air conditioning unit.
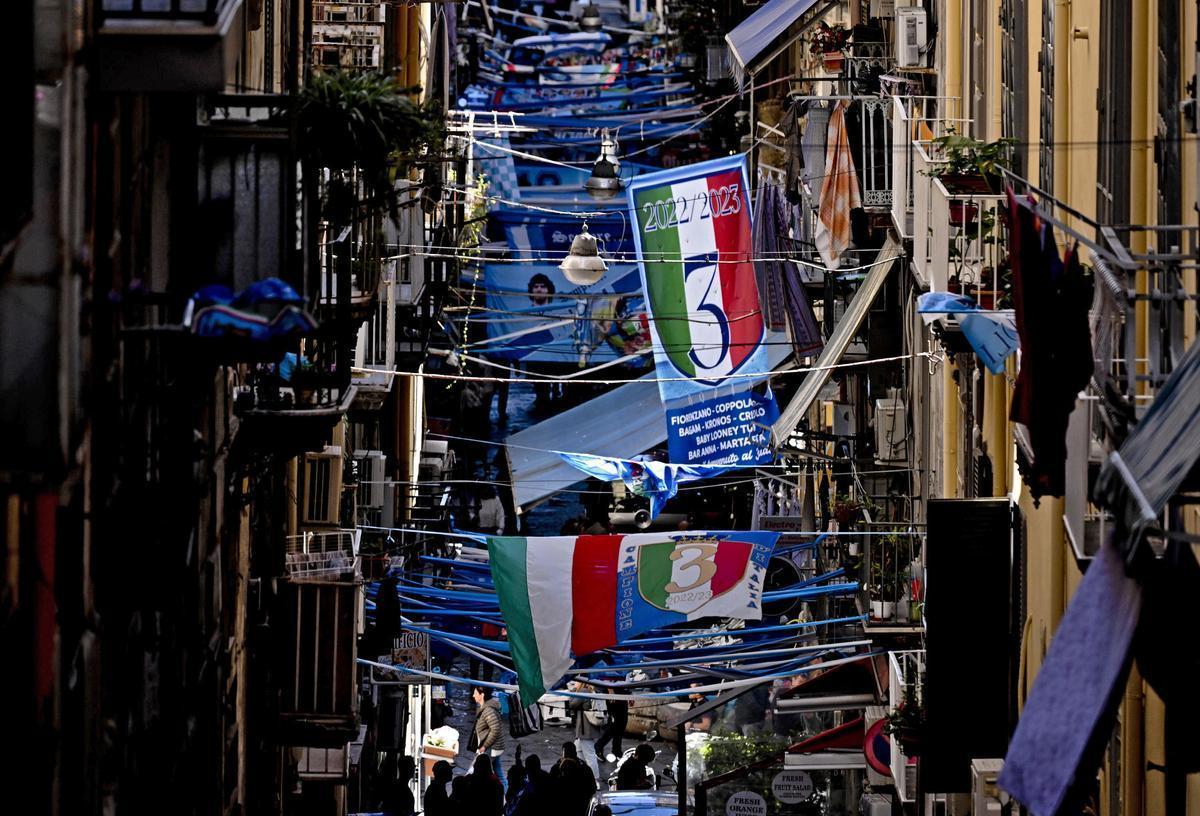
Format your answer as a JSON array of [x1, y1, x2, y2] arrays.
[[875, 398, 908, 463], [895, 6, 929, 67], [354, 450, 387, 511], [302, 447, 344, 527], [971, 758, 1005, 815]]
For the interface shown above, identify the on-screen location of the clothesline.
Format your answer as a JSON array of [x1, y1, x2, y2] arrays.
[[352, 350, 934, 386]]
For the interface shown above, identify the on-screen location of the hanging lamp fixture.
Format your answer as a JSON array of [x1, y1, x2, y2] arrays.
[[579, 3, 603, 32], [559, 223, 608, 285], [585, 128, 623, 199]]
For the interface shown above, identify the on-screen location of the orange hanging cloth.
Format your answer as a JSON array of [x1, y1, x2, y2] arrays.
[[815, 101, 862, 270]]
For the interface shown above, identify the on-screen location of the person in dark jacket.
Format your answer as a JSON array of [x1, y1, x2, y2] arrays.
[[550, 743, 597, 816], [511, 755, 553, 816], [473, 686, 509, 792], [467, 751, 504, 816], [449, 776, 470, 810], [615, 744, 655, 791], [423, 760, 454, 816], [594, 698, 629, 762]]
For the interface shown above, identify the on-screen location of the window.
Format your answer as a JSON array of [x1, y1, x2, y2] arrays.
[[0, 0, 34, 259], [1038, 0, 1055, 192], [1000, 0, 1028, 176], [1096, 0, 1131, 224]]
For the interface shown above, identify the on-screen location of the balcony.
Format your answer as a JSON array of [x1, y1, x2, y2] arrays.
[[317, 168, 387, 333], [891, 97, 968, 280], [232, 337, 357, 457], [94, 0, 246, 92], [277, 579, 360, 745], [311, 1, 386, 72], [887, 650, 925, 804], [285, 529, 361, 582], [862, 528, 924, 633]]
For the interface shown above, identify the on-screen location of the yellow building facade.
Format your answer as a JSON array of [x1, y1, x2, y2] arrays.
[[934, 1, 1199, 813]]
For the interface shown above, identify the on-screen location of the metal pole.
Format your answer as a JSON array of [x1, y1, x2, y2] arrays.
[[749, 74, 756, 174], [677, 724, 688, 816]]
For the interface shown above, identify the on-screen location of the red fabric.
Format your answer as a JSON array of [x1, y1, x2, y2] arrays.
[[708, 168, 764, 371], [709, 540, 752, 598], [570, 535, 623, 655]]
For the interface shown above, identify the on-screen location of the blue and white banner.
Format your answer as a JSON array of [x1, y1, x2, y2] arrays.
[[478, 262, 653, 365], [663, 386, 779, 466]]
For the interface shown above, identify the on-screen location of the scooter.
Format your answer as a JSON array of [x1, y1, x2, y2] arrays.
[[605, 730, 660, 791]]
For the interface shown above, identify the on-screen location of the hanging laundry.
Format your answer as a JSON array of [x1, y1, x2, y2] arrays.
[[1007, 190, 1094, 499], [917, 291, 1019, 374], [815, 101, 862, 271], [753, 183, 824, 357]]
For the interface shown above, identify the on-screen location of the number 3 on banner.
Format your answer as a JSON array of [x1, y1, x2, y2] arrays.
[[683, 261, 729, 372]]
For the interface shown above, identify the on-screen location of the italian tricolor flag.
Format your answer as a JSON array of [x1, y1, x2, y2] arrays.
[[488, 531, 776, 704], [628, 156, 765, 398]]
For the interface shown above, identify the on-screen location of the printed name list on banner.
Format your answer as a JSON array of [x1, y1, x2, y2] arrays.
[[664, 386, 780, 465], [626, 153, 779, 466]]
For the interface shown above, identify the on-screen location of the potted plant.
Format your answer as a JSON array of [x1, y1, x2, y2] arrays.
[[884, 679, 926, 756], [290, 358, 319, 406], [929, 133, 1016, 195], [297, 70, 442, 208], [809, 22, 851, 71]]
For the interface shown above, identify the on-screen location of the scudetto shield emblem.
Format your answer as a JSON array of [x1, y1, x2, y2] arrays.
[[636, 537, 754, 615]]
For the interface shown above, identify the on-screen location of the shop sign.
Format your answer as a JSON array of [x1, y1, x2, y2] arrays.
[[772, 769, 814, 803], [725, 791, 767, 816]]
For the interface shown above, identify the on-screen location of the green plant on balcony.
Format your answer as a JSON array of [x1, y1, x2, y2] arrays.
[[298, 70, 442, 205], [883, 673, 926, 756], [869, 531, 912, 617], [928, 132, 1016, 195]]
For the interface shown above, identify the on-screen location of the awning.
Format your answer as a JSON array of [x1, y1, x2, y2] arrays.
[[771, 236, 902, 449], [1094, 332, 1200, 545], [508, 333, 793, 507], [725, 0, 837, 87]]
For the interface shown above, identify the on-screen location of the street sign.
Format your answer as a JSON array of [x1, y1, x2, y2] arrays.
[[369, 630, 432, 685]]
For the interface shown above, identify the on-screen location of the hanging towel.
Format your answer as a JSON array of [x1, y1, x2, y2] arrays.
[[814, 101, 862, 271]]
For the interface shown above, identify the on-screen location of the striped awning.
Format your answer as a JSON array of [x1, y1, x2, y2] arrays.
[[725, 0, 836, 87]]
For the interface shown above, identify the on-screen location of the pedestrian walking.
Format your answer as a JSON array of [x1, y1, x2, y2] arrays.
[[449, 776, 470, 810], [467, 751, 504, 816], [472, 686, 509, 792], [505, 744, 527, 814], [424, 760, 454, 816], [378, 754, 416, 815], [510, 755, 553, 816], [594, 698, 629, 763], [550, 743, 597, 816], [567, 684, 603, 780]]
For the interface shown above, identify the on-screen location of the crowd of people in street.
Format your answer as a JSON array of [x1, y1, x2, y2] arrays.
[[376, 681, 663, 816], [414, 740, 600, 816]]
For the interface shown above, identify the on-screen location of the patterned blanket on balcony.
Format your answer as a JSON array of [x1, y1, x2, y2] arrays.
[[186, 277, 318, 343]]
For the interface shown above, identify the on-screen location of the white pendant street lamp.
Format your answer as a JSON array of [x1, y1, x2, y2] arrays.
[[559, 223, 608, 285]]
